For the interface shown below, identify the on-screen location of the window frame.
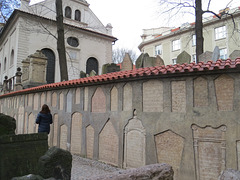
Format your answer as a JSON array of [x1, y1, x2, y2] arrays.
[[75, 10, 81, 21], [155, 44, 162, 55], [215, 26, 226, 40], [219, 48, 228, 60], [172, 39, 180, 51], [65, 6, 72, 19]]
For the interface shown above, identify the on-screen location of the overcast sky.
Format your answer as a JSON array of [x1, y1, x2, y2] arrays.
[[30, 0, 240, 55]]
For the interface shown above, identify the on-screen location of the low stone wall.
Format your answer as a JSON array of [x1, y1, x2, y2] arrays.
[[0, 133, 48, 180], [89, 163, 173, 180]]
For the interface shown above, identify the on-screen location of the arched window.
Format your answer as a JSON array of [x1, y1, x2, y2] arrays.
[[65, 6, 72, 18], [4, 57, 7, 71], [75, 10, 81, 21], [10, 49, 14, 65], [86, 57, 98, 75]]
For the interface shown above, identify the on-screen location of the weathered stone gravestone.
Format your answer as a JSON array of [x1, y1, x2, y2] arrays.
[[155, 55, 165, 66], [136, 53, 149, 68], [38, 146, 72, 180], [212, 46, 220, 62], [199, 51, 213, 63], [177, 51, 191, 64], [143, 57, 156, 67], [229, 50, 240, 60], [121, 53, 133, 71], [0, 113, 16, 136], [102, 63, 120, 74], [89, 70, 96, 77], [80, 71, 86, 78]]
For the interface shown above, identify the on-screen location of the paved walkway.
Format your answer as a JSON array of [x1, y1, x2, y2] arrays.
[[71, 155, 121, 180]]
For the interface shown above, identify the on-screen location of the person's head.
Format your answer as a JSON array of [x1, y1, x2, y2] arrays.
[[40, 104, 51, 114]]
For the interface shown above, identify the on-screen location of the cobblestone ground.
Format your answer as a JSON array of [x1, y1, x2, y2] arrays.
[[71, 155, 122, 180]]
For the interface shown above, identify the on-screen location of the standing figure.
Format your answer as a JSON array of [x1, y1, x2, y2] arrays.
[[36, 104, 53, 134]]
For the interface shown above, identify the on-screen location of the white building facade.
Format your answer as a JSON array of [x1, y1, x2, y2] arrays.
[[0, 0, 117, 84]]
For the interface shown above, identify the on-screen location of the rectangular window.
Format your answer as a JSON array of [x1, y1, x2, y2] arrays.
[[172, 39, 180, 51], [219, 48, 227, 59], [172, 58, 177, 65], [155, 44, 162, 55], [69, 51, 77, 60], [215, 26, 226, 40], [192, 35, 196, 46]]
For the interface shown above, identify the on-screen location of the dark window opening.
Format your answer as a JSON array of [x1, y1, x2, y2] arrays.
[[67, 37, 79, 47], [75, 10, 81, 21], [65, 6, 72, 18]]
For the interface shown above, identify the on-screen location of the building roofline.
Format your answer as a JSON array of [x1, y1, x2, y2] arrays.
[[138, 7, 240, 50], [0, 9, 118, 43], [1, 58, 240, 98]]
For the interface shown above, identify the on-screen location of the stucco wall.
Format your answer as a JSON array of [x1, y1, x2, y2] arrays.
[[1, 69, 240, 180]]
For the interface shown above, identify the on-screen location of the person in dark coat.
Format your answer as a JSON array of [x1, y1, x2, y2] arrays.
[[36, 104, 53, 134]]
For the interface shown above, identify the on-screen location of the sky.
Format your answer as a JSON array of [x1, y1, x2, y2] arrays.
[[30, 0, 240, 55]]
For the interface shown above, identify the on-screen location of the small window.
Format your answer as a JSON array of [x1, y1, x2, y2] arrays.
[[155, 44, 162, 55], [215, 26, 226, 40], [219, 48, 227, 59], [192, 35, 196, 46], [172, 58, 177, 65], [172, 39, 180, 51], [75, 10, 81, 21], [69, 51, 77, 60], [67, 37, 79, 47], [65, 6, 72, 18], [10, 49, 14, 65]]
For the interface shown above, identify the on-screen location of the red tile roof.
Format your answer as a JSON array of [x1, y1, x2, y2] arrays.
[[1, 59, 240, 97]]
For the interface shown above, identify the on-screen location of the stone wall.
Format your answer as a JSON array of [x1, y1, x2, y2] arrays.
[[1, 65, 240, 179], [0, 133, 48, 180]]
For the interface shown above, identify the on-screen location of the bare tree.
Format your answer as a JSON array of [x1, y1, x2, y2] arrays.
[[112, 48, 138, 64], [0, 0, 20, 23], [159, 0, 235, 61], [55, 0, 68, 81]]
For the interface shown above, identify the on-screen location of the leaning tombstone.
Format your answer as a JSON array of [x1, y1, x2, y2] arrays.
[[121, 53, 133, 71], [107, 63, 120, 73], [212, 46, 220, 62], [198, 51, 213, 63], [101, 63, 110, 74], [229, 50, 240, 60], [0, 113, 16, 136], [143, 57, 155, 67], [177, 51, 191, 64], [80, 71, 86, 78], [155, 55, 165, 66], [136, 53, 149, 68]]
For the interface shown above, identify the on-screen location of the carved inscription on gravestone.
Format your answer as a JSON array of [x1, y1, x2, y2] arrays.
[[192, 124, 226, 180], [60, 124, 68, 150], [99, 120, 119, 166], [155, 130, 184, 180], [215, 74, 234, 111], [143, 80, 163, 112], [75, 88, 81, 104], [123, 83, 132, 111], [28, 113, 35, 134], [171, 81, 186, 112], [59, 93, 64, 110], [194, 77, 208, 107], [86, 125, 94, 159], [17, 106, 24, 134], [52, 92, 57, 108], [33, 94, 39, 110], [111, 86, 118, 111], [71, 112, 82, 155], [124, 116, 146, 168], [53, 114, 58, 146], [92, 87, 106, 113]]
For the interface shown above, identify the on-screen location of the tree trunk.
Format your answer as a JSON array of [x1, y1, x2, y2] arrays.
[[195, 0, 203, 62], [55, 0, 68, 81]]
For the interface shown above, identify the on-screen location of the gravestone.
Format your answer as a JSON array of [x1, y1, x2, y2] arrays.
[[155, 55, 165, 66], [229, 50, 240, 60], [80, 71, 86, 78], [0, 113, 16, 136], [199, 51, 213, 63], [102, 63, 120, 74], [212, 46, 220, 62], [219, 169, 240, 180], [143, 57, 156, 67], [89, 70, 96, 77], [121, 53, 133, 71], [136, 53, 149, 68], [38, 146, 72, 180], [177, 51, 191, 64]]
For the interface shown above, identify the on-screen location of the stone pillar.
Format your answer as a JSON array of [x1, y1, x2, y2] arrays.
[[22, 50, 47, 88], [14, 67, 23, 91]]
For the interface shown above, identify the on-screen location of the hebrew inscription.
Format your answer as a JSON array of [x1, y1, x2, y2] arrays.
[[124, 116, 146, 168], [71, 112, 82, 155], [111, 86, 118, 111], [92, 87, 106, 112], [60, 124, 68, 150], [86, 125, 94, 159], [155, 130, 184, 179], [171, 81, 186, 112], [143, 80, 163, 112], [123, 83, 132, 111], [194, 77, 208, 107], [192, 124, 226, 180]]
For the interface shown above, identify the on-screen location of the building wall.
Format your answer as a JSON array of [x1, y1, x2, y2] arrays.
[[1, 69, 240, 179], [140, 12, 240, 65]]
